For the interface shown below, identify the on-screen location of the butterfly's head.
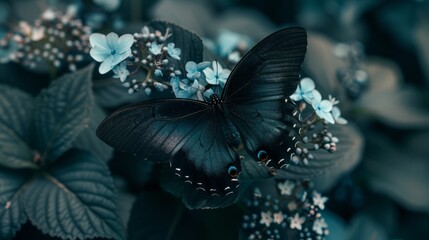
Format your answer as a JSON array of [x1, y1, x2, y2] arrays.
[[209, 94, 221, 106]]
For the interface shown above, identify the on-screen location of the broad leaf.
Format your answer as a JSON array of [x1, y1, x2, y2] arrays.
[[147, 21, 204, 78], [93, 77, 146, 109], [0, 167, 32, 239], [363, 134, 429, 213], [0, 85, 36, 169], [356, 87, 429, 128], [73, 103, 113, 162], [33, 65, 94, 162], [311, 123, 364, 191], [128, 191, 204, 240], [276, 123, 364, 180], [303, 33, 346, 99], [24, 149, 125, 240]]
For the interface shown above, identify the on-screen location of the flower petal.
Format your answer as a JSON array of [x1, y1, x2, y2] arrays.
[[89, 33, 109, 49], [106, 32, 119, 49], [116, 34, 134, 53], [90, 46, 110, 62], [312, 90, 322, 102], [300, 77, 315, 92], [185, 61, 197, 73], [319, 111, 335, 124], [290, 93, 303, 101], [111, 50, 131, 67], [197, 61, 211, 70], [99, 56, 115, 74], [320, 100, 333, 112]]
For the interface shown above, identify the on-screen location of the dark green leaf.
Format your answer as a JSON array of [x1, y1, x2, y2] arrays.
[[73, 103, 113, 162], [33, 65, 94, 162], [93, 77, 147, 109], [0, 167, 32, 239], [24, 149, 125, 240], [0, 84, 36, 169], [128, 191, 204, 240], [147, 21, 204, 78]]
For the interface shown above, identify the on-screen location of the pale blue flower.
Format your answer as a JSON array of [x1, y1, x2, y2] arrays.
[[332, 106, 348, 124], [203, 88, 215, 101], [311, 90, 335, 124], [217, 30, 252, 57], [89, 32, 134, 74], [203, 61, 231, 87], [185, 61, 210, 79], [112, 61, 129, 82], [290, 77, 316, 103], [167, 43, 181, 60], [149, 42, 162, 55], [170, 77, 199, 99]]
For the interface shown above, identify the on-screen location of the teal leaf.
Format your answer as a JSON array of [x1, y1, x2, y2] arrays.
[[24, 149, 125, 240], [0, 167, 32, 239], [0, 84, 36, 169], [33, 64, 94, 163], [73, 103, 113, 162], [93, 77, 146, 108], [276, 123, 364, 180], [357, 87, 429, 129], [311, 123, 364, 191], [128, 191, 204, 240]]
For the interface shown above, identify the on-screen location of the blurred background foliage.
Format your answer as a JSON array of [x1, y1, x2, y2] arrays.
[[1, 0, 429, 239]]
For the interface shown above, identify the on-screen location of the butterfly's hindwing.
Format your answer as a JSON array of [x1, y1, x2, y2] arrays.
[[97, 99, 241, 207]]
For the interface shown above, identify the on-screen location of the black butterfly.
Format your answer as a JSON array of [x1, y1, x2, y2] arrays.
[[97, 27, 307, 208]]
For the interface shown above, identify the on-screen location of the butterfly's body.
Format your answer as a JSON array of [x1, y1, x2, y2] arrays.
[[97, 27, 308, 208], [209, 94, 242, 148]]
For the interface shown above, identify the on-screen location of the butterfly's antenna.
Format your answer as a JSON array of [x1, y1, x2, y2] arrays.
[[215, 59, 221, 96]]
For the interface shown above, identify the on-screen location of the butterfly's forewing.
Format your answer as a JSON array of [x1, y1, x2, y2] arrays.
[[222, 28, 308, 172], [96, 99, 241, 207]]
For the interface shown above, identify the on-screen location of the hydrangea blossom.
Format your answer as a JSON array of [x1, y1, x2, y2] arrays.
[[273, 212, 284, 224], [185, 61, 210, 79], [149, 41, 162, 55], [332, 106, 348, 124], [89, 32, 133, 74], [313, 218, 328, 235], [277, 180, 295, 196], [216, 29, 252, 57], [112, 61, 129, 82], [260, 211, 273, 227], [290, 77, 315, 103], [312, 192, 328, 210], [167, 43, 181, 60], [203, 61, 231, 87], [170, 77, 200, 99], [290, 213, 305, 230], [311, 90, 335, 124]]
